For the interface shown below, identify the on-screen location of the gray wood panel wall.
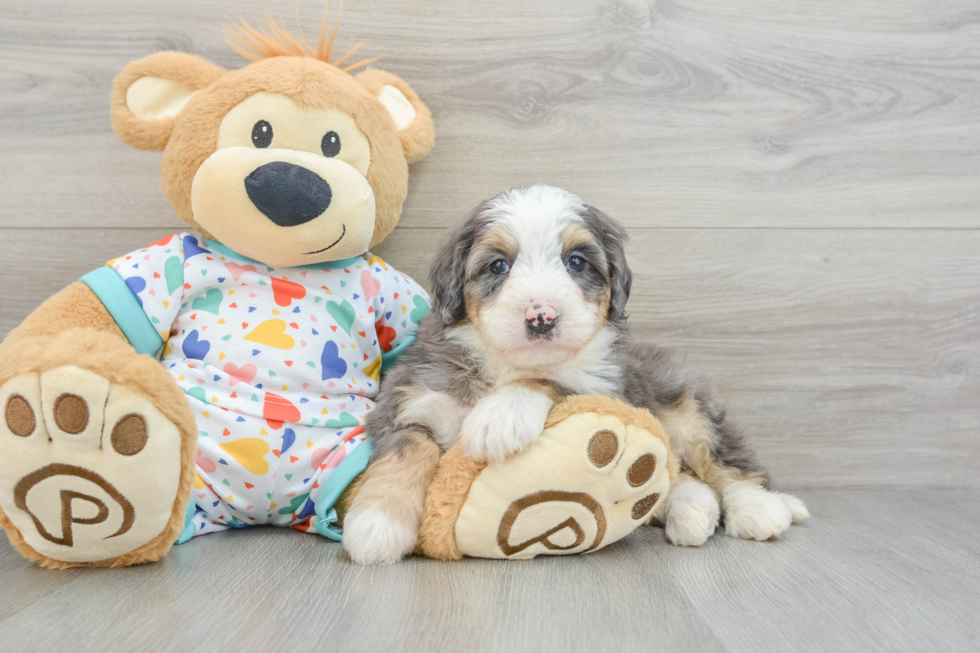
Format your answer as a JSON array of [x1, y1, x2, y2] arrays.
[[0, 0, 977, 489]]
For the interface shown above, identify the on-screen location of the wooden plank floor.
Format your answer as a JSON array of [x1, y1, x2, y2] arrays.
[[1, 227, 976, 488], [1, 0, 978, 489], [1, 489, 978, 653], [0, 1, 978, 651]]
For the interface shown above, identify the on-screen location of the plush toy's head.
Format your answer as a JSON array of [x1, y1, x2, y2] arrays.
[[111, 12, 434, 267]]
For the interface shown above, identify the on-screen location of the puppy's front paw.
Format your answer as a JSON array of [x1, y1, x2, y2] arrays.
[[722, 482, 806, 541], [460, 387, 553, 462], [664, 480, 720, 547], [343, 507, 417, 565]]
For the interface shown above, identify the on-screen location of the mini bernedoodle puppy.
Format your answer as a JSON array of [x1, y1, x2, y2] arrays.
[[344, 186, 809, 564]]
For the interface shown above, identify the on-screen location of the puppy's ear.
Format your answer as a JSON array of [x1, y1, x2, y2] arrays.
[[355, 69, 435, 164], [429, 204, 488, 325], [581, 205, 633, 323], [112, 52, 225, 151]]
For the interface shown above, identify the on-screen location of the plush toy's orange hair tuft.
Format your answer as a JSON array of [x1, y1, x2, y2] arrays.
[[226, 1, 381, 73]]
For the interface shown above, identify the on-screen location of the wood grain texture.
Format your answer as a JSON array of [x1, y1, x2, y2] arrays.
[[1, 489, 978, 653], [1, 0, 979, 229], [1, 3, 978, 652], [0, 0, 978, 490], [0, 228, 976, 489]]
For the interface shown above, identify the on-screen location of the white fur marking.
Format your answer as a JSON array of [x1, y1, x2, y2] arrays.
[[342, 507, 418, 565], [781, 493, 811, 523], [460, 385, 554, 462], [722, 481, 796, 541], [663, 479, 719, 547]]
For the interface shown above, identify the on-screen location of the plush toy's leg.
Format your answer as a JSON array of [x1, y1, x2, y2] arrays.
[[418, 396, 679, 561], [342, 433, 441, 564], [0, 285, 197, 568]]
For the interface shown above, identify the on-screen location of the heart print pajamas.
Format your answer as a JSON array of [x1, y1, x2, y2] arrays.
[[80, 234, 428, 542]]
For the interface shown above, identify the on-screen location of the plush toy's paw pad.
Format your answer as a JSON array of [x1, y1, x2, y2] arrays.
[[451, 399, 673, 559], [0, 367, 183, 563], [722, 482, 800, 541]]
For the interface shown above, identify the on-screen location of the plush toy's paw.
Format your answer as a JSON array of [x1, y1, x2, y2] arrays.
[[663, 479, 720, 547], [460, 386, 553, 462], [722, 481, 809, 541], [419, 396, 678, 560], [342, 506, 418, 565], [0, 366, 185, 565]]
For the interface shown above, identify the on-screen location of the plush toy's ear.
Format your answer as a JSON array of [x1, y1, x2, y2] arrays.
[[111, 52, 225, 151], [355, 69, 435, 164]]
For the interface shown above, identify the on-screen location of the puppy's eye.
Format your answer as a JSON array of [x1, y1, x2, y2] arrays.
[[489, 259, 510, 275], [252, 120, 273, 148], [321, 131, 341, 157], [566, 255, 587, 273]]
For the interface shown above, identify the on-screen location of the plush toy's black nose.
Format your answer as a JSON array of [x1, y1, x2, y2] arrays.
[[244, 162, 332, 227]]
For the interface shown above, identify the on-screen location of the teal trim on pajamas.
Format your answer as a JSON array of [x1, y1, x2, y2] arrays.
[[80, 266, 164, 356], [203, 239, 362, 271], [314, 438, 375, 541], [175, 498, 197, 545], [380, 334, 416, 375]]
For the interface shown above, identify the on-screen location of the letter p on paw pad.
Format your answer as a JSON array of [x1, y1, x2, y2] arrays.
[[417, 395, 678, 561], [0, 367, 184, 564]]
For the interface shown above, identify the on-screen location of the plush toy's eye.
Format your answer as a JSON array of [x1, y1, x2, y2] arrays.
[[566, 255, 587, 273], [489, 259, 510, 275], [321, 131, 341, 157], [252, 120, 273, 148]]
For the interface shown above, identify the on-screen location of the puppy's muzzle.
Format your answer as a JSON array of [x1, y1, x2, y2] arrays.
[[245, 161, 332, 227], [525, 303, 558, 336]]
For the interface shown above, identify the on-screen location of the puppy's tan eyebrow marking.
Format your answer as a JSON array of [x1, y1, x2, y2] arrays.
[[465, 226, 521, 278], [478, 226, 520, 258], [560, 223, 598, 253]]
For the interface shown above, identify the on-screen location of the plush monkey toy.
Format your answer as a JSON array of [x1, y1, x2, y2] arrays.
[[0, 13, 673, 568]]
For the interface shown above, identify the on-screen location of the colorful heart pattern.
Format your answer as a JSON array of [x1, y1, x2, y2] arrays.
[[361, 269, 381, 301], [263, 391, 301, 429], [224, 363, 257, 386], [107, 233, 430, 538], [182, 329, 210, 360], [320, 341, 348, 381], [225, 261, 257, 281], [272, 278, 306, 307], [219, 438, 270, 475], [192, 288, 223, 315], [326, 299, 356, 335], [244, 319, 295, 349]]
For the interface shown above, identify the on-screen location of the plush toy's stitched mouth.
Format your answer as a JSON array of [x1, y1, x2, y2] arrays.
[[305, 224, 346, 255]]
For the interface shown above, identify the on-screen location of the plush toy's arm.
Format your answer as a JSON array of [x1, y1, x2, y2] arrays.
[[24, 233, 195, 366], [0, 282, 124, 361]]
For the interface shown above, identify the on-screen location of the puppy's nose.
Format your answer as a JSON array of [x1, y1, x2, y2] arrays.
[[245, 162, 332, 227], [525, 303, 558, 334]]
